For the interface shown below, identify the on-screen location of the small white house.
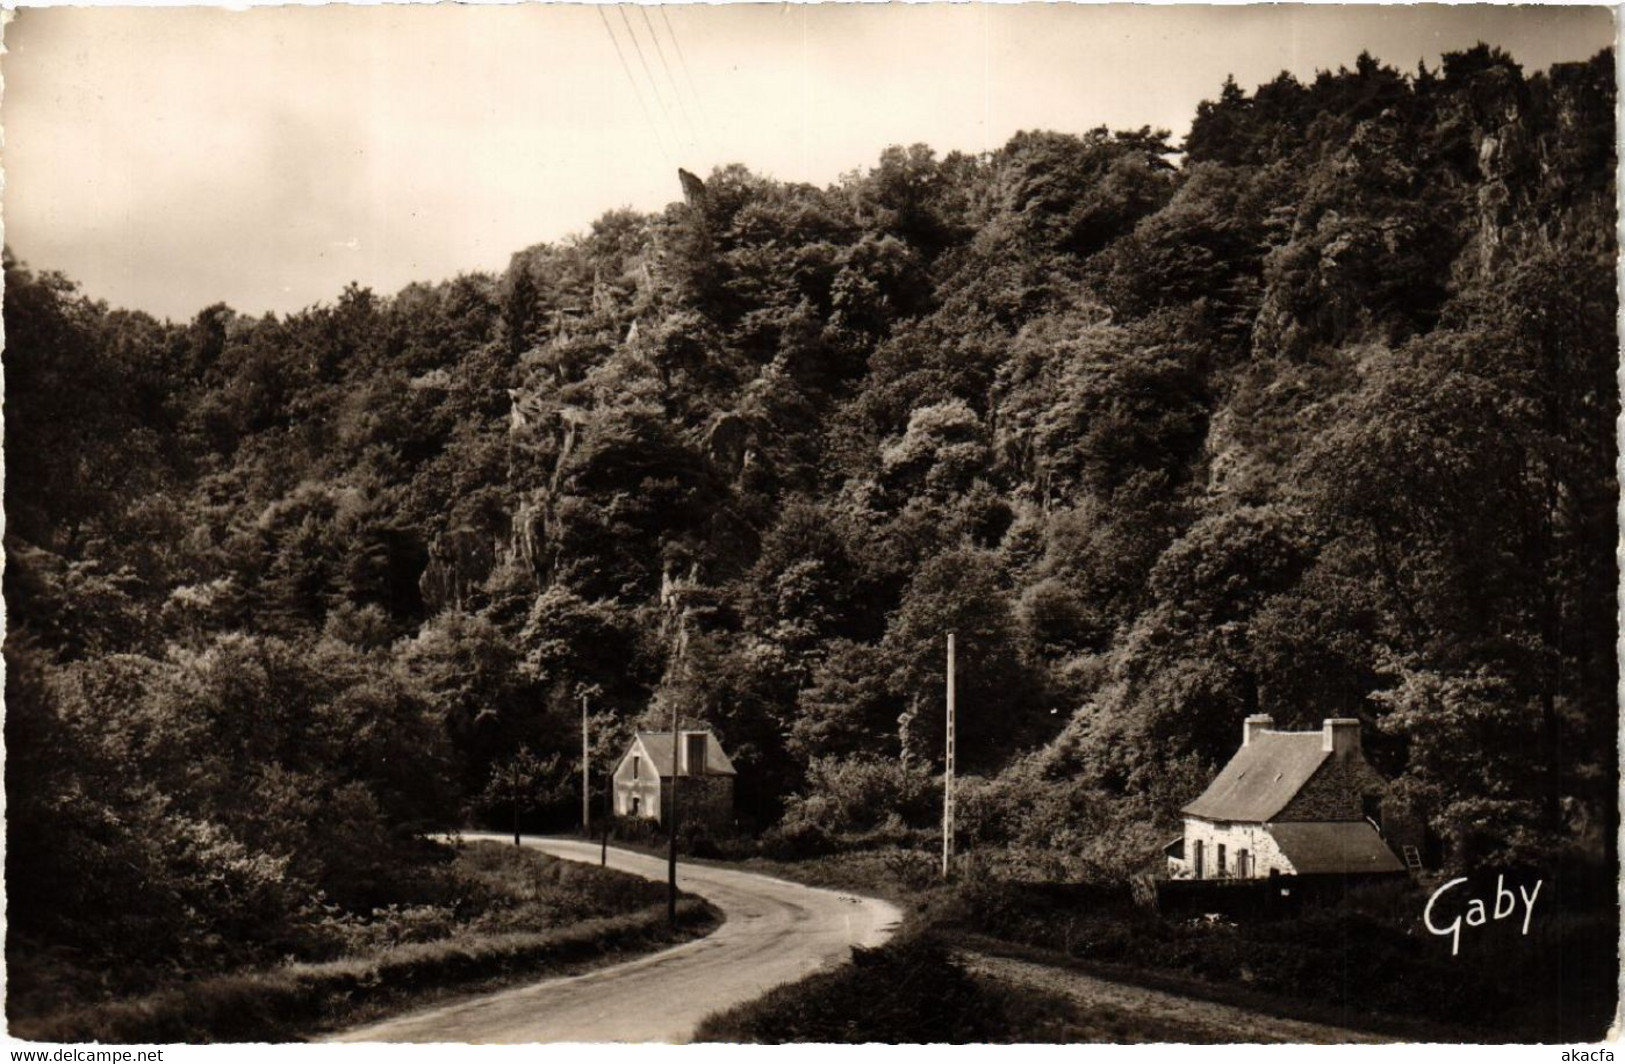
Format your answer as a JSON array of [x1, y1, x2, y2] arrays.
[[611, 730, 737, 830], [1166, 715, 1404, 880]]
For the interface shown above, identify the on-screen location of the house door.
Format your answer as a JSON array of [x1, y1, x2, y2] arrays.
[[631, 796, 641, 816], [1193, 840, 1204, 879]]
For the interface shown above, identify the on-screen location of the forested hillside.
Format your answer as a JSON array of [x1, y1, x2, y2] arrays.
[[6, 46, 1616, 998]]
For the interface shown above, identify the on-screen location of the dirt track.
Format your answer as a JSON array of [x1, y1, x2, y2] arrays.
[[327, 835, 901, 1044]]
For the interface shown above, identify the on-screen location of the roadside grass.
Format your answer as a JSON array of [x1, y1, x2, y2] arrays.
[[948, 933, 1472, 1043], [599, 830, 947, 935], [728, 847, 944, 909], [938, 872, 1618, 1043], [695, 933, 1239, 1044], [12, 842, 718, 1043], [695, 840, 1617, 1044]]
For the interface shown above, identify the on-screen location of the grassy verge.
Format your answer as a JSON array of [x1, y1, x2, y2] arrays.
[[725, 848, 942, 908], [12, 842, 718, 1043], [596, 833, 947, 939], [947, 933, 1477, 1043], [938, 872, 1618, 1043], [691, 842, 1617, 1043], [695, 933, 1233, 1044]]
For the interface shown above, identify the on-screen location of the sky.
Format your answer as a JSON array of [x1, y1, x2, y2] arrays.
[[2, 3, 1615, 322]]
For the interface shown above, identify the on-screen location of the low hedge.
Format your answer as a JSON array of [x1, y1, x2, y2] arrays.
[[696, 935, 1014, 1043], [16, 899, 715, 1044], [939, 873, 1617, 1042]]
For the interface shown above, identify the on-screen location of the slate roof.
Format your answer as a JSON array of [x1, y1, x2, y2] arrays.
[[1181, 731, 1328, 822], [1265, 821, 1405, 875], [624, 731, 736, 777]]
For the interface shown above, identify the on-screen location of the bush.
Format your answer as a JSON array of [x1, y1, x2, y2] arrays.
[[9, 841, 695, 1037], [18, 899, 716, 1044], [696, 936, 1013, 1043], [593, 812, 756, 861], [758, 814, 838, 859], [951, 755, 1190, 885], [938, 870, 1618, 1042], [934, 871, 1142, 950], [777, 756, 939, 839]]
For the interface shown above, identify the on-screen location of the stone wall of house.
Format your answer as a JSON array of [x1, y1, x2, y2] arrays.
[[660, 774, 735, 833], [1173, 817, 1295, 880], [1277, 754, 1389, 822]]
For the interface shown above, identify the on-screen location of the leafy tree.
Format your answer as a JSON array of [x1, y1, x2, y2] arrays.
[[885, 549, 1045, 769], [5, 47, 1617, 1007]]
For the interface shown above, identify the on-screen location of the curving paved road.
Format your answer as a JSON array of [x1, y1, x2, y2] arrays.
[[327, 835, 902, 1044]]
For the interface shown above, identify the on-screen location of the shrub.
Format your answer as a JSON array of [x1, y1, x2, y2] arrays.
[[937, 869, 1618, 1042], [697, 936, 1012, 1043], [777, 755, 939, 839], [18, 899, 716, 1044], [9, 841, 690, 1036]]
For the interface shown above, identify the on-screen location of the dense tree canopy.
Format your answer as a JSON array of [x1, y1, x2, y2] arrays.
[[5, 46, 1616, 994]]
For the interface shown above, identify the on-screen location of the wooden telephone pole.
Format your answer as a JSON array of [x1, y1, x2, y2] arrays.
[[942, 632, 956, 880], [668, 703, 680, 925], [667, 612, 688, 927], [511, 760, 522, 848], [581, 692, 591, 835]]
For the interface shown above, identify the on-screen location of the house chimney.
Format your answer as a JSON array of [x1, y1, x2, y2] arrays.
[[1243, 714, 1273, 746], [1323, 718, 1361, 756]]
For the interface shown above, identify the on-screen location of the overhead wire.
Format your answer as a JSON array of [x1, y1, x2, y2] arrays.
[[617, 6, 686, 156], [596, 4, 675, 163], [639, 6, 700, 152], [656, 6, 717, 146]]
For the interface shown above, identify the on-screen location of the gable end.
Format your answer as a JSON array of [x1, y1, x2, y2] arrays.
[[1275, 749, 1389, 822]]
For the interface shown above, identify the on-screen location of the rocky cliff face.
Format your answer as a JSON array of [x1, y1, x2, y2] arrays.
[[419, 525, 498, 614]]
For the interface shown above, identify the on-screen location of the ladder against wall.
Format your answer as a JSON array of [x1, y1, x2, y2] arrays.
[[1402, 844, 1423, 873]]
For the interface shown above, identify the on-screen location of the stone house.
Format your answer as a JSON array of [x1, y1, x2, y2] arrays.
[[611, 730, 736, 832], [1166, 715, 1406, 879]]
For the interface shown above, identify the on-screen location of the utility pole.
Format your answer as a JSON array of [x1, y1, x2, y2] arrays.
[[942, 631, 956, 880], [668, 704, 680, 925], [512, 760, 521, 848], [667, 611, 687, 927], [601, 768, 611, 867], [581, 691, 591, 835]]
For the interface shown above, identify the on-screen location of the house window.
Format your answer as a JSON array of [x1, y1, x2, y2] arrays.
[[1193, 840, 1205, 879], [633, 755, 640, 780], [1217, 844, 1227, 876], [1362, 794, 1383, 830], [1237, 848, 1250, 878]]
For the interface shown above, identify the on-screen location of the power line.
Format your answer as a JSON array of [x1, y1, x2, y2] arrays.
[[657, 6, 716, 146], [639, 6, 699, 151], [618, 6, 684, 155], [596, 5, 673, 162]]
